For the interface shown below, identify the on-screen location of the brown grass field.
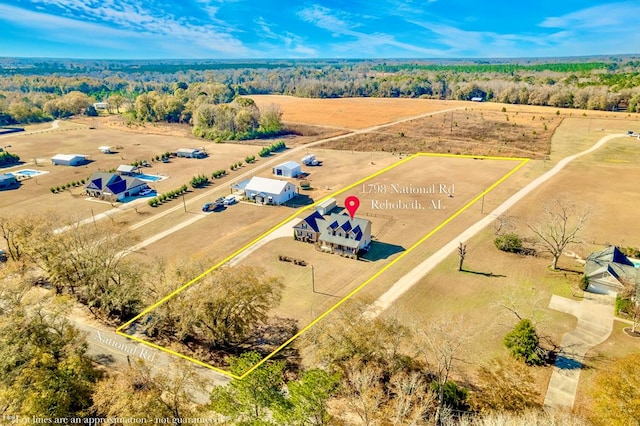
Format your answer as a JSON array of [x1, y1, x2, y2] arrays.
[[375, 119, 640, 408], [250, 95, 463, 130], [321, 108, 563, 159], [2, 96, 639, 402], [123, 154, 526, 370]]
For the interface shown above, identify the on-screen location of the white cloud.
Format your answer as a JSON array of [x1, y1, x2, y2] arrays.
[[298, 4, 446, 57], [19, 0, 251, 56], [254, 16, 317, 57], [540, 1, 640, 30], [297, 4, 360, 35]]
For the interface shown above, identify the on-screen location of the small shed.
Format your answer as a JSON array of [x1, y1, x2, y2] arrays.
[[51, 154, 87, 166], [316, 198, 337, 215], [471, 97, 484, 102], [98, 146, 113, 154], [273, 161, 302, 178], [116, 164, 140, 175], [0, 173, 18, 190]]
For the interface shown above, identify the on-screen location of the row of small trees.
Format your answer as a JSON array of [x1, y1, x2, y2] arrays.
[[189, 174, 209, 188], [258, 140, 286, 157], [211, 169, 227, 179], [147, 184, 188, 207], [50, 179, 86, 193]]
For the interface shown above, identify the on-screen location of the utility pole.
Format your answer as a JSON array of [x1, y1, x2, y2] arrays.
[[310, 264, 315, 293], [182, 193, 187, 213], [450, 110, 453, 134], [481, 190, 486, 214]]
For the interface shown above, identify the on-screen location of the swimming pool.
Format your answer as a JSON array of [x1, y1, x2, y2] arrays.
[[133, 173, 165, 182], [12, 169, 49, 177]]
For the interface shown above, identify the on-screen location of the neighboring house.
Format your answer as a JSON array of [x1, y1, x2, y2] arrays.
[[294, 211, 372, 258], [85, 172, 148, 201], [584, 246, 640, 296], [0, 173, 18, 190], [176, 148, 207, 158], [273, 161, 302, 178], [243, 176, 297, 205], [316, 197, 337, 215], [116, 164, 140, 176], [51, 154, 88, 166]]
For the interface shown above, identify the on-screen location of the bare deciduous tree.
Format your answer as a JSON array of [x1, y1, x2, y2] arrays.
[[527, 197, 590, 270], [414, 316, 469, 425], [342, 360, 385, 426], [458, 242, 467, 272]]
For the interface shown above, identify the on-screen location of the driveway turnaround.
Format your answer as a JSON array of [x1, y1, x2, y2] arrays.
[[543, 294, 615, 408]]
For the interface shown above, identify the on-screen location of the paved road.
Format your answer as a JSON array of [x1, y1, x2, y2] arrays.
[[366, 133, 625, 316], [543, 294, 614, 408], [70, 313, 229, 402], [0, 119, 59, 141]]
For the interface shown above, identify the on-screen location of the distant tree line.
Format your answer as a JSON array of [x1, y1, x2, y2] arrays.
[[2, 58, 640, 126]]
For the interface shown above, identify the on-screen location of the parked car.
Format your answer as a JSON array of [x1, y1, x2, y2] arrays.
[[224, 195, 237, 205], [203, 202, 225, 212], [139, 188, 154, 196]]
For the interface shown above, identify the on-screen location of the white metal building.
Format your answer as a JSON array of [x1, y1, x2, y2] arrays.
[[244, 176, 297, 205], [273, 161, 302, 178], [176, 148, 207, 158], [51, 154, 87, 166]]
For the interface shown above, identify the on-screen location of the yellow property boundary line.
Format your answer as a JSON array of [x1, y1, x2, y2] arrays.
[[117, 153, 529, 379]]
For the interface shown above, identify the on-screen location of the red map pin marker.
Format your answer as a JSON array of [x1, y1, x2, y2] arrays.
[[345, 195, 360, 220]]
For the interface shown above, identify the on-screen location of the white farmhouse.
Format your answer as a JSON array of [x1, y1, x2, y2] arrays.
[[243, 176, 297, 205]]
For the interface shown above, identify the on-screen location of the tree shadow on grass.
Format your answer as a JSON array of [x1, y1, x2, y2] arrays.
[[92, 353, 115, 366], [554, 355, 582, 370], [460, 269, 506, 278]]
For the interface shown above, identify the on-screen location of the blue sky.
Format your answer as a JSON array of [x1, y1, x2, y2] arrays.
[[0, 0, 638, 59]]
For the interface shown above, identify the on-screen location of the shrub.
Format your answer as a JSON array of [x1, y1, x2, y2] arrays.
[[494, 233, 523, 253], [50, 187, 56, 193], [579, 274, 589, 291], [430, 381, 469, 413], [615, 295, 633, 316], [190, 174, 209, 188], [503, 319, 545, 366]]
